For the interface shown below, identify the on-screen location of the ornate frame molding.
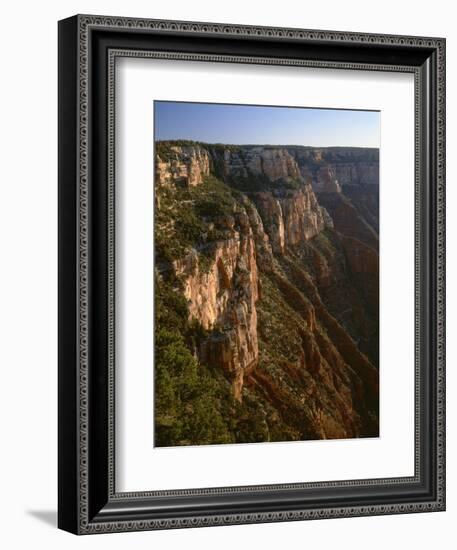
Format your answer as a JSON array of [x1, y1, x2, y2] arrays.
[[58, 14, 445, 534]]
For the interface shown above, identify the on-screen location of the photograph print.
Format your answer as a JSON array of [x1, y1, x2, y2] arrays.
[[154, 101, 379, 448]]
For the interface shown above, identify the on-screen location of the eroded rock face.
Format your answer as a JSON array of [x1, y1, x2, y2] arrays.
[[287, 146, 379, 188], [314, 165, 342, 193], [332, 161, 379, 187], [173, 211, 260, 401], [157, 144, 334, 256], [218, 147, 302, 183], [156, 145, 211, 187], [252, 193, 286, 254], [239, 196, 275, 272], [278, 185, 333, 245], [253, 185, 333, 254]]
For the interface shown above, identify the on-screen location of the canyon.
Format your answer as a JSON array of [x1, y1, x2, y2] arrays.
[[154, 141, 379, 445]]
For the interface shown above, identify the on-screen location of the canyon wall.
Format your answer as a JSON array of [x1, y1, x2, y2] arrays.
[[216, 146, 302, 182], [156, 143, 379, 191], [156, 144, 211, 187], [287, 146, 379, 186], [154, 141, 379, 442], [252, 187, 333, 254], [173, 210, 263, 400]]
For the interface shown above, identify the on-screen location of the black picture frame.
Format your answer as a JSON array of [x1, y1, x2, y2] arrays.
[[58, 14, 446, 534]]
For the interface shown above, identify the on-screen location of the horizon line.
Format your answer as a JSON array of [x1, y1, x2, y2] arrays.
[[155, 139, 379, 150]]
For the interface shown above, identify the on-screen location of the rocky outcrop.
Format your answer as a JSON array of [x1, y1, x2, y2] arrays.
[[173, 210, 262, 401], [314, 165, 342, 193], [156, 145, 211, 187], [156, 143, 334, 254], [253, 185, 333, 254], [331, 161, 379, 187], [218, 146, 302, 183], [239, 196, 275, 272], [251, 193, 286, 254]]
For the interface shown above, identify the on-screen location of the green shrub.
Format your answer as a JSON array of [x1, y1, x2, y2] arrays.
[[154, 277, 234, 446]]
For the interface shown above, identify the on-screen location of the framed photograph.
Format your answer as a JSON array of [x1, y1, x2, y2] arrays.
[[58, 14, 445, 534]]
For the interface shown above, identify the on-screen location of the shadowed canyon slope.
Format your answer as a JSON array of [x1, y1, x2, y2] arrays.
[[154, 141, 379, 446]]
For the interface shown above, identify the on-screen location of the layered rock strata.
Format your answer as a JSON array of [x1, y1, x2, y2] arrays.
[[156, 145, 211, 187], [155, 141, 379, 441], [252, 186, 333, 254], [173, 211, 262, 400]]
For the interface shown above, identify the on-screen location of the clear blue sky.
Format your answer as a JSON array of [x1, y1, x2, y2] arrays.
[[154, 101, 380, 148]]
